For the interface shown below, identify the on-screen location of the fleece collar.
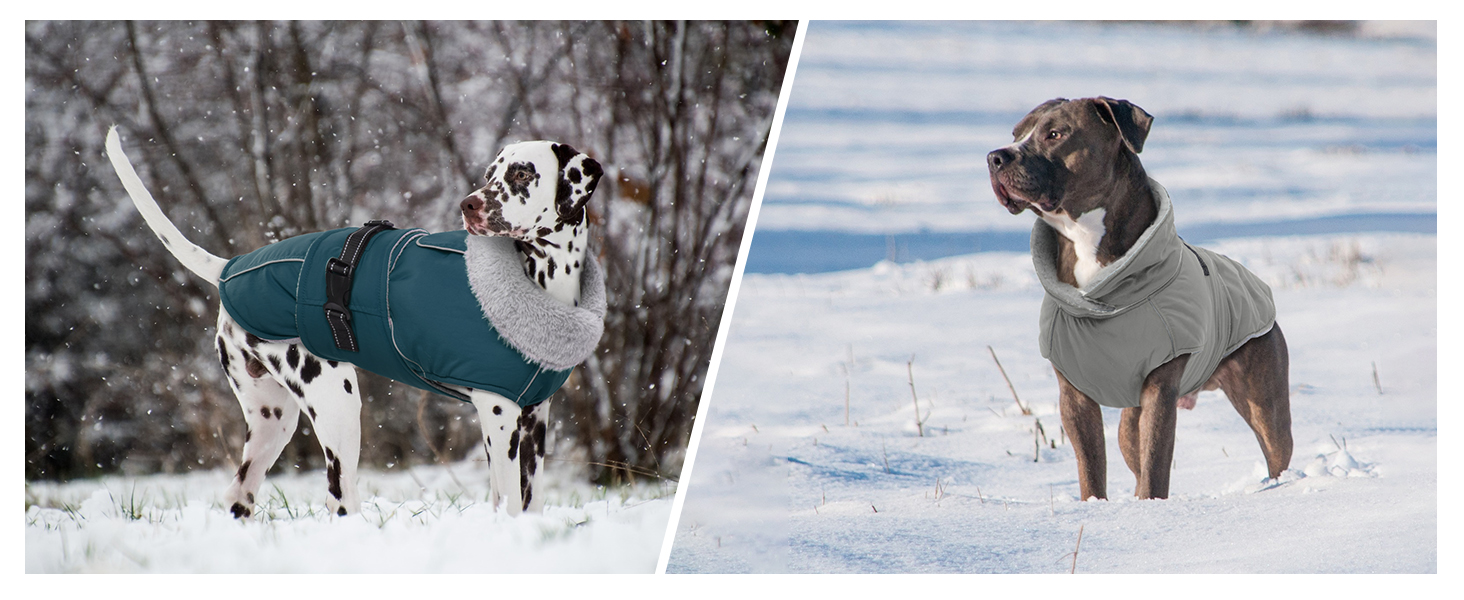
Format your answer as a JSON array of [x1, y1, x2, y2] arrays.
[[462, 236, 606, 371], [1031, 179, 1185, 319]]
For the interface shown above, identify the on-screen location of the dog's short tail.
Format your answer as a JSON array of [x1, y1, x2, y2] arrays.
[[105, 126, 227, 285]]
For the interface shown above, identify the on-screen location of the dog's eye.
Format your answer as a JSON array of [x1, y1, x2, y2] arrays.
[[1046, 130, 1062, 140]]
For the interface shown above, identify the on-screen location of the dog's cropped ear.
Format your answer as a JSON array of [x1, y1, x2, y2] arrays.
[[551, 143, 603, 225], [1093, 96, 1153, 154], [1012, 98, 1068, 141]]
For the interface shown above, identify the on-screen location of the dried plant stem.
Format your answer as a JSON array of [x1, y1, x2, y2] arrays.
[[1070, 524, 1085, 574], [908, 354, 925, 437], [1372, 361, 1383, 395], [989, 345, 1031, 415]]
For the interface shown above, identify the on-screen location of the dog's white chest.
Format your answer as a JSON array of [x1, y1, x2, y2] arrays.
[[1039, 208, 1107, 289]]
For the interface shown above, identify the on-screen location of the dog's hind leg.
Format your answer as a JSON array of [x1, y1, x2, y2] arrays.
[[470, 391, 549, 515], [1213, 324, 1293, 479], [216, 321, 300, 519], [284, 351, 364, 517]]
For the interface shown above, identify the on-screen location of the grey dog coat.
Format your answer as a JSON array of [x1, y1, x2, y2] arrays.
[[217, 227, 605, 406], [1033, 180, 1276, 409]]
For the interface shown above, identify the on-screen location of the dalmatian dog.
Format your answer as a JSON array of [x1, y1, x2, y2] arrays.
[[105, 127, 603, 518]]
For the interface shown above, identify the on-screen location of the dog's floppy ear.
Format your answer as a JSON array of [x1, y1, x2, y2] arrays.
[[551, 143, 602, 225], [1012, 98, 1068, 141], [1093, 96, 1153, 154]]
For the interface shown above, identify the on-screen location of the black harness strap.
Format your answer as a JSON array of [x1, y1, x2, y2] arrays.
[[324, 220, 395, 352]]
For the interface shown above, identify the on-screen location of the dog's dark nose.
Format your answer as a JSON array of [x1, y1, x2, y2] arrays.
[[460, 195, 483, 214], [987, 148, 1014, 171]]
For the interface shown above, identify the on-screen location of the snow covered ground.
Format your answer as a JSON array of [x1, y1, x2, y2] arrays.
[[25, 461, 672, 573], [669, 233, 1435, 573], [667, 21, 1436, 573]]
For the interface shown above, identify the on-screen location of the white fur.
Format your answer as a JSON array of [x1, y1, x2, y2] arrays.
[[105, 127, 227, 283], [1038, 207, 1107, 289]]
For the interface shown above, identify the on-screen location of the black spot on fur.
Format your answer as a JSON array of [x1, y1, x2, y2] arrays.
[[308, 406, 317, 420], [246, 492, 254, 503], [504, 162, 539, 198], [338, 506, 347, 516], [244, 427, 251, 442], [286, 379, 304, 398], [551, 143, 581, 169], [246, 333, 263, 347], [534, 421, 547, 458], [260, 407, 271, 419], [286, 344, 300, 370], [537, 271, 546, 287], [325, 447, 335, 462], [327, 454, 343, 500], [217, 338, 231, 371], [521, 475, 532, 512], [301, 356, 322, 383], [568, 167, 582, 183], [343, 379, 352, 394], [248, 354, 269, 378], [230, 502, 251, 518], [327, 360, 338, 368], [267, 355, 282, 373], [273, 407, 283, 419], [236, 459, 252, 482], [536, 227, 553, 237], [492, 405, 502, 415], [546, 257, 557, 279], [508, 430, 520, 461]]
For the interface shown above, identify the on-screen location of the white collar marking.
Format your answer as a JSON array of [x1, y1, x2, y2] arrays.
[[1039, 207, 1107, 289]]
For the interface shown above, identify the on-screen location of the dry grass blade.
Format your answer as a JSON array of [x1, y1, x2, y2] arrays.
[[989, 345, 1031, 415], [907, 354, 925, 437], [1071, 524, 1085, 574]]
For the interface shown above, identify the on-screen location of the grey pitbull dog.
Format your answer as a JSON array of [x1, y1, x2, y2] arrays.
[[986, 97, 1292, 500]]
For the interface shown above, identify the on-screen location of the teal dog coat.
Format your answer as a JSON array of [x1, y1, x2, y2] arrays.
[[217, 227, 605, 406], [1033, 181, 1276, 409]]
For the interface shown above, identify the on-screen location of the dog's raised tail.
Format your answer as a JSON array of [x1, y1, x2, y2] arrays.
[[105, 126, 227, 285]]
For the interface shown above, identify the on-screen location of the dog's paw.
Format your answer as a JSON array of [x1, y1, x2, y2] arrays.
[[229, 502, 252, 519], [1243, 468, 1303, 494]]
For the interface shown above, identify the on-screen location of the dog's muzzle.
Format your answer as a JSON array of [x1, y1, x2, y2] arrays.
[[987, 148, 1028, 214]]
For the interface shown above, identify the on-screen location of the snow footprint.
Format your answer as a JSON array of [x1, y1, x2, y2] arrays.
[[1301, 447, 1377, 479]]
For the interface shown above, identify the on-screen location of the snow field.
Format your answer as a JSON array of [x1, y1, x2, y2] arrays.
[[26, 460, 673, 573], [669, 232, 1435, 572]]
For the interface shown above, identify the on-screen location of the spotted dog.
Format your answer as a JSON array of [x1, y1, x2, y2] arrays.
[[106, 128, 603, 518]]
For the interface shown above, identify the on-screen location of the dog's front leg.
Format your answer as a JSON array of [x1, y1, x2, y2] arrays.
[[1056, 368, 1107, 500], [1127, 355, 1189, 499], [470, 391, 549, 515]]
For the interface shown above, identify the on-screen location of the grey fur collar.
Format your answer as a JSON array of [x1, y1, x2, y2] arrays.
[[462, 235, 605, 371], [1031, 179, 1183, 319]]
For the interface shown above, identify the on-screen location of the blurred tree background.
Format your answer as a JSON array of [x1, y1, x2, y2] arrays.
[[24, 20, 794, 485]]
